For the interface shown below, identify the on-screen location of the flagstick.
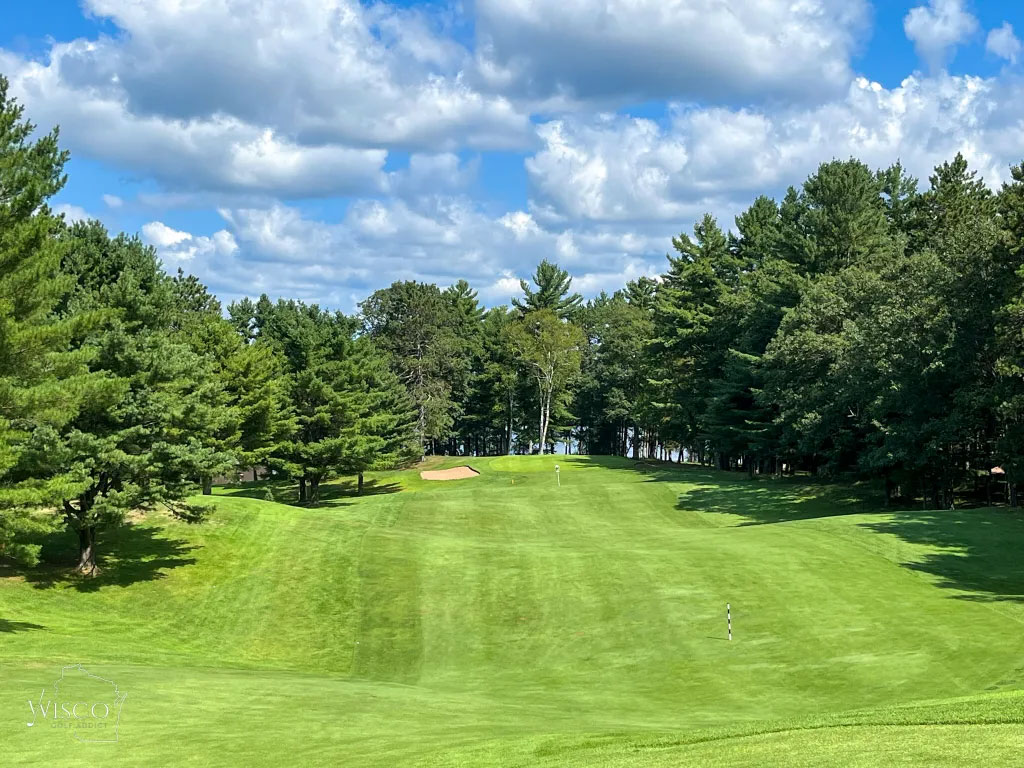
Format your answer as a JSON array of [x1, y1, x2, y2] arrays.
[[727, 603, 732, 641]]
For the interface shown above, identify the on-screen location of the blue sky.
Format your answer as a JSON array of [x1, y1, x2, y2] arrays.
[[2, 0, 1024, 309]]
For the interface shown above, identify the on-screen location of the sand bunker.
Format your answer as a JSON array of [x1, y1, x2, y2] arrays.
[[420, 466, 480, 481]]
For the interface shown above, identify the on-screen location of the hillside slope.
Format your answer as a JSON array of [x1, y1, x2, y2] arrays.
[[2, 456, 1022, 766]]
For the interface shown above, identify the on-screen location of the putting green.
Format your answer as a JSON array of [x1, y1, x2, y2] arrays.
[[1, 455, 1022, 765]]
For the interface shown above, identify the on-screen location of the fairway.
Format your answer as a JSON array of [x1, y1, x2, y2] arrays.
[[2, 456, 1023, 766]]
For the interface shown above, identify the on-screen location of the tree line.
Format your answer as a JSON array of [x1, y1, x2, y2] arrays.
[[5, 77, 1024, 575]]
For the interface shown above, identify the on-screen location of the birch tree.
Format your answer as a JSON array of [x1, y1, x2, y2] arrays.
[[508, 310, 583, 454]]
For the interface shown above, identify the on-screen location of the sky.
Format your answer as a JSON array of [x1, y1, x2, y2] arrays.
[[3, 0, 1024, 310]]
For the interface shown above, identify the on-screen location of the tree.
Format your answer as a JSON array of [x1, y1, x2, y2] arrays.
[[475, 307, 521, 455], [0, 77, 110, 565], [171, 271, 242, 494], [577, 291, 655, 457], [337, 340, 418, 493], [249, 299, 414, 502], [513, 260, 583, 319], [508, 310, 584, 453], [50, 222, 227, 574], [650, 214, 739, 463], [360, 282, 471, 454]]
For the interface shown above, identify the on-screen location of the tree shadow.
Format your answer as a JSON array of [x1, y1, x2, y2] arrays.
[[674, 478, 882, 525], [217, 477, 401, 507], [587, 456, 1024, 602], [0, 619, 46, 633], [2, 522, 199, 592], [572, 456, 881, 525], [863, 509, 1024, 603]]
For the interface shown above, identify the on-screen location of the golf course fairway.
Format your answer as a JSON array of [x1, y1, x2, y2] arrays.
[[2, 455, 1022, 765]]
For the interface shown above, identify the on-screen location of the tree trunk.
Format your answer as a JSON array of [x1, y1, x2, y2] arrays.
[[253, 466, 259, 483], [75, 526, 98, 577], [299, 477, 308, 503], [309, 477, 320, 504], [202, 476, 212, 495], [358, 471, 364, 495], [538, 383, 546, 454]]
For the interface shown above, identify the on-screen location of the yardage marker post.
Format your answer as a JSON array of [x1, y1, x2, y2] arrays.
[[555, 464, 560, 487], [727, 603, 732, 641]]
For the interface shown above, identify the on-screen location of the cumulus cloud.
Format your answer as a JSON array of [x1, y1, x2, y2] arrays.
[[987, 22, 1021, 65], [58, 0, 528, 151], [145, 199, 670, 310], [16, 0, 1024, 311], [525, 74, 1024, 226], [474, 0, 869, 105], [54, 203, 91, 223], [142, 221, 238, 263], [904, 0, 978, 73], [0, 0, 532, 200]]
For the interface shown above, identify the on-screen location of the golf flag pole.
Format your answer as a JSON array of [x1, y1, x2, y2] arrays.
[[727, 603, 732, 641], [555, 464, 560, 487]]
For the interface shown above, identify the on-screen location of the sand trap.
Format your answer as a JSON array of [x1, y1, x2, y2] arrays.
[[420, 466, 480, 481]]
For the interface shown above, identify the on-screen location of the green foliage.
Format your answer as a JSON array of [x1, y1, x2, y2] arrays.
[[360, 281, 472, 451], [512, 259, 583, 318], [0, 78, 110, 564], [507, 310, 584, 453], [244, 297, 416, 503]]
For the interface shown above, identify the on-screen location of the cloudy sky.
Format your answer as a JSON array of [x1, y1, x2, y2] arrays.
[[4, 0, 1024, 309]]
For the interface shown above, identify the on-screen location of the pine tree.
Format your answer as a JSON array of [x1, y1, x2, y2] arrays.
[[338, 340, 418, 493], [51, 222, 229, 574], [0, 78, 111, 564], [513, 260, 583, 319], [360, 282, 470, 454], [650, 214, 738, 463]]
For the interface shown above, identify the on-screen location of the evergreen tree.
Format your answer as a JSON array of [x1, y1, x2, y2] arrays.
[[0, 78, 110, 564], [512, 260, 583, 319], [52, 222, 229, 573], [650, 214, 738, 463], [360, 281, 471, 454]]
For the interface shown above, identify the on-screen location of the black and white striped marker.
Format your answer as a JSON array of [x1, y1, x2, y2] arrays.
[[727, 603, 732, 641]]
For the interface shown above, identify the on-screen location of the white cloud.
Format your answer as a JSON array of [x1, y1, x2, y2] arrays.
[[56, 0, 528, 150], [987, 22, 1021, 65], [142, 220, 238, 263], [904, 0, 978, 73], [525, 74, 1024, 227], [0, 0, 533, 200], [142, 221, 191, 248], [474, 0, 869, 104], [54, 203, 90, 223], [102, 194, 123, 209], [145, 199, 672, 310], [1, 47, 389, 199]]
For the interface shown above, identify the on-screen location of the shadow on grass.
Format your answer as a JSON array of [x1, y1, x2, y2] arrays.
[[574, 455, 881, 525], [580, 455, 1024, 603], [674, 478, 881, 525], [217, 477, 401, 507], [864, 509, 1024, 603], [0, 619, 46, 633], [1, 522, 199, 592]]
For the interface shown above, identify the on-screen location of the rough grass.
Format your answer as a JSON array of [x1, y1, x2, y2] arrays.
[[1, 455, 1022, 766]]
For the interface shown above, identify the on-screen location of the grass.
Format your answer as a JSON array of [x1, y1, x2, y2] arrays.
[[1, 455, 1023, 765]]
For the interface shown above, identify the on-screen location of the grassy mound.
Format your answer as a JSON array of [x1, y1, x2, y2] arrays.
[[2, 455, 1022, 765]]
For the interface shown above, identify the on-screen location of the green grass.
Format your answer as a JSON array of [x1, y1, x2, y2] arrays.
[[2, 455, 1023, 765]]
